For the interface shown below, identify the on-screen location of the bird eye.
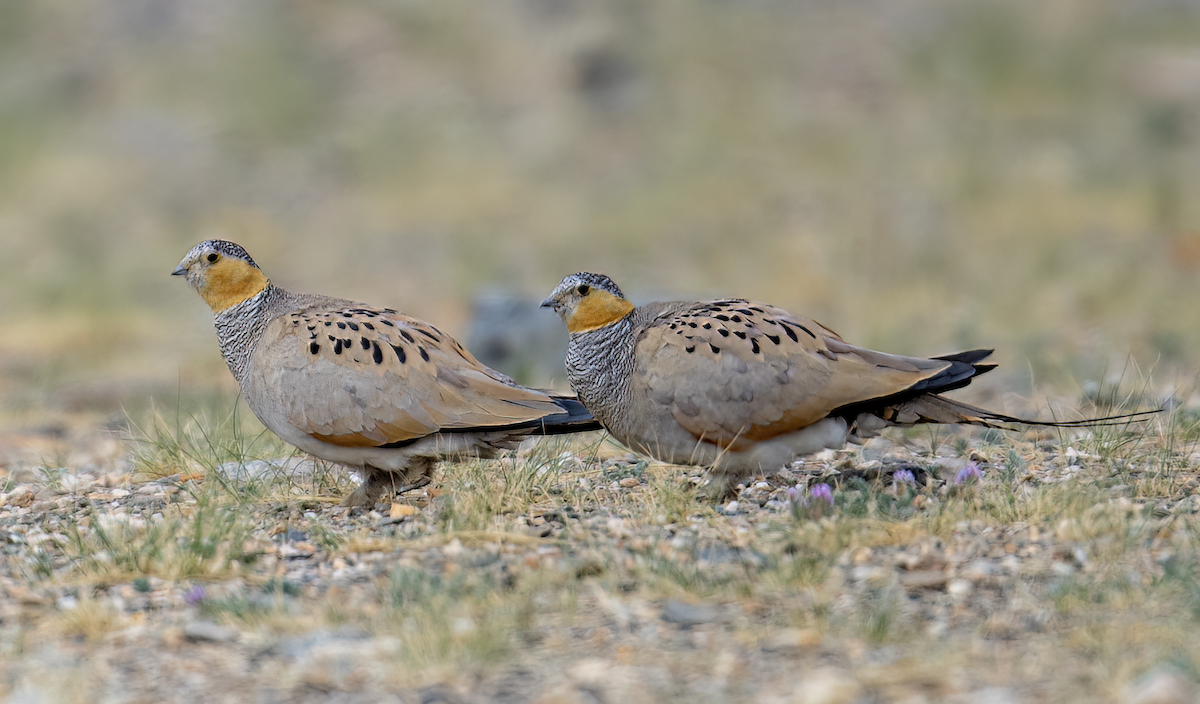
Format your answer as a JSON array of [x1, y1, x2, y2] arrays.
[[577, 284, 590, 296], [206, 253, 219, 263]]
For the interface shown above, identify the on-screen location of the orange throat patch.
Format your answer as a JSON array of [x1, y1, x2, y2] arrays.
[[198, 258, 270, 313], [566, 290, 635, 333]]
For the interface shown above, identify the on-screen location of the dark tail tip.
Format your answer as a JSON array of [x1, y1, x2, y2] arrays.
[[931, 349, 995, 366], [528, 395, 604, 435]]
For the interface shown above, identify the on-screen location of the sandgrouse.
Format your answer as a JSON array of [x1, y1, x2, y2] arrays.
[[542, 273, 1155, 493], [173, 240, 600, 507]]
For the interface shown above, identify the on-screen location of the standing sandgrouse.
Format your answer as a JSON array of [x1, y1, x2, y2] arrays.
[[542, 273, 1156, 493], [173, 240, 600, 507]]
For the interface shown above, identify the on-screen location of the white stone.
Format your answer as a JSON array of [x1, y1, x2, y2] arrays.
[[789, 668, 863, 704], [947, 578, 974, 599]]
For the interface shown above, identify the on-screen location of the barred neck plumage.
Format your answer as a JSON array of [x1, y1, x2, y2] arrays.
[[214, 283, 287, 387], [565, 315, 637, 432]]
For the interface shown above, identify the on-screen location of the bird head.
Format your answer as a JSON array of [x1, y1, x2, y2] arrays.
[[541, 272, 634, 333], [172, 240, 270, 313]]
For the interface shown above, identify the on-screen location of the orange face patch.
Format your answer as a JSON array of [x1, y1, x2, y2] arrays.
[[565, 289, 635, 334], [198, 257, 269, 313]]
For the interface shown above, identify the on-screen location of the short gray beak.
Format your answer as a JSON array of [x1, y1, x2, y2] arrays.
[[171, 266, 187, 276], [540, 297, 556, 309]]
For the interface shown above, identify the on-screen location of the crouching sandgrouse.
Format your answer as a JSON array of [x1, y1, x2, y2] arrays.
[[173, 240, 599, 507], [541, 272, 1156, 494]]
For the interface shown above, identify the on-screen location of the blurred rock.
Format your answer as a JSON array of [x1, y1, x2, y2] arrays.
[[467, 292, 571, 387], [661, 599, 717, 626], [762, 628, 821, 653], [958, 687, 1024, 704], [960, 559, 996, 582], [947, 578, 974, 599], [184, 620, 239, 643], [1120, 668, 1198, 704], [416, 684, 467, 704], [574, 46, 641, 114], [786, 668, 863, 704], [898, 569, 948, 589]]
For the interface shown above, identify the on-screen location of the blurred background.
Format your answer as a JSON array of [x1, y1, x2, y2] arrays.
[[3, 0, 1200, 434]]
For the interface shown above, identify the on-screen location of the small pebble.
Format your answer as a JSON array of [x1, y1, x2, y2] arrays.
[[184, 620, 239, 643], [947, 578, 974, 599], [661, 600, 717, 626], [963, 687, 1024, 704], [960, 559, 995, 582], [792, 667, 863, 704], [898, 570, 948, 589], [762, 628, 820, 652]]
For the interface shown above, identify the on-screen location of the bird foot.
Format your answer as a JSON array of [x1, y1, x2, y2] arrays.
[[696, 474, 741, 503], [341, 469, 433, 508]]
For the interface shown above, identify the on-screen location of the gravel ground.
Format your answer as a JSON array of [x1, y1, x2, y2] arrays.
[[1, 426, 1199, 704]]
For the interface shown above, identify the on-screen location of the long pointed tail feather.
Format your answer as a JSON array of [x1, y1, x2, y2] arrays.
[[883, 395, 1162, 430]]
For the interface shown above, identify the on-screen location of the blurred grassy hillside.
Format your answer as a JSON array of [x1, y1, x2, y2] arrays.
[[3, 0, 1200, 427]]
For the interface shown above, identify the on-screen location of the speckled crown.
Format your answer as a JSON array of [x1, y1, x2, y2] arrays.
[[200, 240, 259, 268], [563, 272, 624, 298]]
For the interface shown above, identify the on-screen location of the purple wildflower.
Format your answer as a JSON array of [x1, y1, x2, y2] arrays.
[[890, 468, 917, 496], [810, 483, 834, 507], [184, 585, 206, 606], [953, 462, 983, 486], [785, 483, 835, 519]]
